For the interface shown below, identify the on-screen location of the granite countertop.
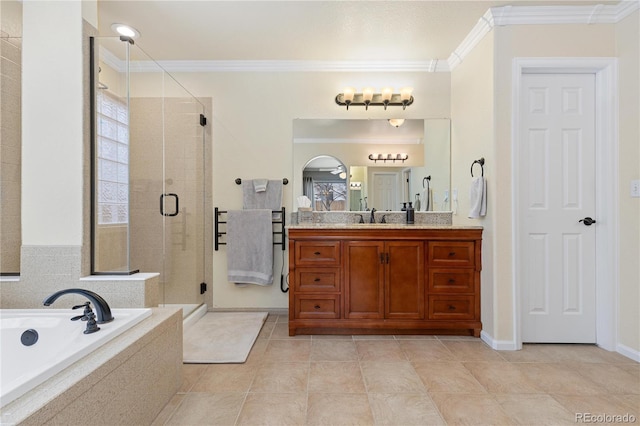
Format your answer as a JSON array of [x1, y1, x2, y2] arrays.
[[287, 223, 483, 230]]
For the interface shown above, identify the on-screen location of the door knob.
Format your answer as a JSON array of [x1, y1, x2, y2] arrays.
[[579, 217, 596, 226]]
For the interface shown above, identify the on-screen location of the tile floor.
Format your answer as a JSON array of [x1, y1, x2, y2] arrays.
[[153, 314, 639, 425]]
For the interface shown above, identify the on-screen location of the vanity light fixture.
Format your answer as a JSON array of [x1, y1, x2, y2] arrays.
[[388, 118, 405, 128], [111, 23, 141, 39], [336, 87, 413, 110], [368, 153, 409, 163]]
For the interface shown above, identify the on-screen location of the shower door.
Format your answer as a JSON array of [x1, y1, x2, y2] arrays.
[[93, 37, 207, 317], [158, 75, 207, 315]]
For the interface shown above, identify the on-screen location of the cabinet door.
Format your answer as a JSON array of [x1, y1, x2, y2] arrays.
[[385, 241, 425, 319], [344, 241, 384, 319]]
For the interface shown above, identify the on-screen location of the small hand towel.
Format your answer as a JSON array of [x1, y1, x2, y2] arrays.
[[422, 188, 434, 211], [253, 179, 268, 193], [226, 210, 273, 286], [468, 177, 487, 218], [243, 179, 283, 210]]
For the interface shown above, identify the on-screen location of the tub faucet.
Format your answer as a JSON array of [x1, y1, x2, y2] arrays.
[[370, 208, 377, 223], [43, 288, 114, 324]]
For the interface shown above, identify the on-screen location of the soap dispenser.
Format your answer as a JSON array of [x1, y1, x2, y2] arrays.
[[406, 201, 415, 224]]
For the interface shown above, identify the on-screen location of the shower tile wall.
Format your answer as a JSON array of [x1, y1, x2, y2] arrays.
[[0, 33, 21, 273]]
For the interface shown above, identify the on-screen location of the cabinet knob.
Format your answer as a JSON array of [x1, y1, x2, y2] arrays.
[[448, 305, 456, 310], [314, 305, 321, 310], [448, 252, 456, 257], [448, 279, 456, 284], [314, 251, 321, 255], [314, 278, 321, 282]]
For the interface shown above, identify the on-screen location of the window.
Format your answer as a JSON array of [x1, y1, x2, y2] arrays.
[[313, 181, 347, 211], [96, 91, 129, 224]]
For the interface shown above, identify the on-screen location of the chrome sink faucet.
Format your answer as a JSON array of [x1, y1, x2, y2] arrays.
[[370, 208, 377, 223], [43, 288, 114, 324]]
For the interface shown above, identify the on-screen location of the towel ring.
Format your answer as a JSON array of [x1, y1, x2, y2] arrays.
[[422, 176, 431, 188], [471, 158, 485, 177], [235, 178, 289, 185]]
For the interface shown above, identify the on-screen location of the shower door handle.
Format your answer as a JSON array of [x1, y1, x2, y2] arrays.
[[160, 193, 179, 217]]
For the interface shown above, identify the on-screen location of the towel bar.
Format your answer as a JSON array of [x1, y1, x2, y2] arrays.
[[235, 178, 288, 185], [214, 207, 286, 251]]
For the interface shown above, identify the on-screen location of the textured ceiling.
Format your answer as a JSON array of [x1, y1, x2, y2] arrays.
[[97, 1, 619, 63]]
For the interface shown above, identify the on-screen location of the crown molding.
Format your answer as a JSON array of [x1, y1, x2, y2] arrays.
[[125, 59, 450, 73], [99, 46, 126, 73], [447, 1, 639, 71], [448, 8, 495, 70], [103, 1, 638, 74]]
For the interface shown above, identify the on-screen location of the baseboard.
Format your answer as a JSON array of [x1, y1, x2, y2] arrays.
[[480, 330, 519, 350], [209, 307, 288, 317], [616, 343, 640, 362], [183, 303, 208, 331]]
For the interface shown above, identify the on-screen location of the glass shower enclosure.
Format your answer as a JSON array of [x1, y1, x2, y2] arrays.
[[91, 37, 209, 318]]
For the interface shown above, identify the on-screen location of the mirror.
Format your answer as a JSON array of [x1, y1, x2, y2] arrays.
[[293, 119, 450, 211]]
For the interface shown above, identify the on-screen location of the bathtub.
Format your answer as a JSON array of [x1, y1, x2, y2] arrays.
[[0, 308, 152, 408]]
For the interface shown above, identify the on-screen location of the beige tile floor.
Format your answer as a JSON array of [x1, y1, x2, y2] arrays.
[[153, 314, 639, 426]]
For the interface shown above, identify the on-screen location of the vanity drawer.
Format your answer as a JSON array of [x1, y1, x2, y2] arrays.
[[428, 269, 475, 293], [428, 295, 475, 320], [295, 268, 340, 292], [295, 241, 341, 266], [428, 242, 475, 267], [294, 295, 341, 319]]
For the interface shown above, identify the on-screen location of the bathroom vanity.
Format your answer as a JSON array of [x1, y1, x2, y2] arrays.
[[287, 223, 483, 337]]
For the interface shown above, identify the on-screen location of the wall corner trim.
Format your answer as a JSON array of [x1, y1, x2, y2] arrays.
[[480, 330, 520, 351], [616, 343, 640, 363]]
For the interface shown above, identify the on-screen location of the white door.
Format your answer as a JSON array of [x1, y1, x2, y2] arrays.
[[372, 172, 399, 211], [519, 73, 597, 343]]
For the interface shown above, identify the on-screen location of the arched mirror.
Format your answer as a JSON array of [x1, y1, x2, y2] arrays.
[[302, 155, 347, 211]]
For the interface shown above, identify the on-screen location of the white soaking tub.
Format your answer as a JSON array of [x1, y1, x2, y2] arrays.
[[0, 308, 152, 408]]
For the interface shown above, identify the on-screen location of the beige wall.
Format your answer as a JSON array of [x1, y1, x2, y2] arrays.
[[615, 10, 640, 352], [451, 31, 496, 339], [140, 71, 451, 309], [451, 19, 639, 355]]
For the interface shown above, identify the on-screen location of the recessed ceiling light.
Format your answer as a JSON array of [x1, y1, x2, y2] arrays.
[[111, 23, 140, 39]]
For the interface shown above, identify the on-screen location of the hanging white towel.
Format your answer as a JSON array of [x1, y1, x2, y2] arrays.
[[227, 210, 273, 286], [468, 177, 487, 218], [242, 179, 283, 211], [421, 188, 433, 211]]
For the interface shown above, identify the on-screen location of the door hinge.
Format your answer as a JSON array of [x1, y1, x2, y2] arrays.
[[200, 282, 207, 294], [199, 114, 207, 127]]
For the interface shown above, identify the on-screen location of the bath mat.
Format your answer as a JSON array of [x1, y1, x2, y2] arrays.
[[183, 312, 267, 363]]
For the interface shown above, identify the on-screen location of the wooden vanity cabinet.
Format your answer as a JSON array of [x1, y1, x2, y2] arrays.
[[343, 241, 425, 320], [288, 227, 482, 337]]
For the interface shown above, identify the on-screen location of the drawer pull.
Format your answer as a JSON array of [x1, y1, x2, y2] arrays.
[[448, 252, 456, 257], [448, 305, 456, 310], [314, 278, 321, 282], [314, 251, 321, 255], [448, 279, 456, 284], [314, 305, 321, 310]]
